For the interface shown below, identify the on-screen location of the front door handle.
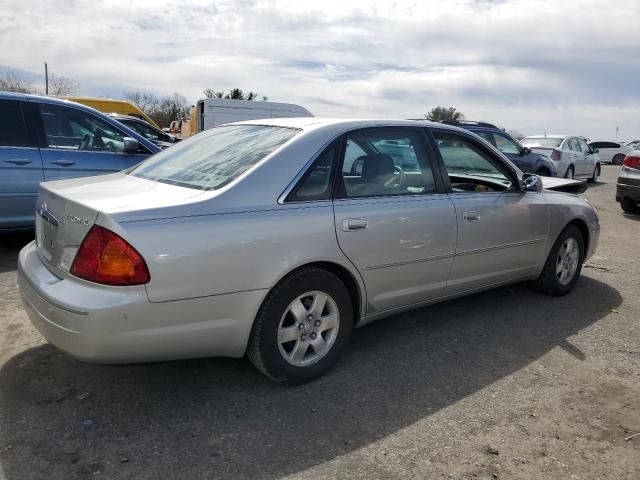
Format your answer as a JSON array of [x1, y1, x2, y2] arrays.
[[4, 158, 31, 166], [463, 211, 480, 222], [342, 218, 368, 231], [51, 159, 76, 167]]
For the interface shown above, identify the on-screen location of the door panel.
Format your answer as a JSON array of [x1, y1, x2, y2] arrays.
[[41, 149, 147, 181], [334, 195, 457, 313], [445, 192, 549, 294], [0, 146, 44, 228]]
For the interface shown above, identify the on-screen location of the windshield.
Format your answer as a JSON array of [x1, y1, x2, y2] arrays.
[[521, 137, 563, 148], [130, 125, 300, 190]]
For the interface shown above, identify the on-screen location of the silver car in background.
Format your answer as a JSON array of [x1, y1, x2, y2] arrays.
[[521, 135, 601, 181], [18, 119, 600, 383]]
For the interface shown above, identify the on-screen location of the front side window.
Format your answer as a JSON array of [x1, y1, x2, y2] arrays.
[[339, 129, 436, 198], [40, 104, 126, 152], [122, 119, 163, 141], [433, 131, 513, 192], [131, 124, 299, 190], [0, 99, 29, 147], [492, 132, 521, 155], [577, 138, 590, 153], [568, 138, 581, 152]]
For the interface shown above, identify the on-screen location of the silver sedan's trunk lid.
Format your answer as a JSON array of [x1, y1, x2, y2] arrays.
[[35, 172, 204, 276]]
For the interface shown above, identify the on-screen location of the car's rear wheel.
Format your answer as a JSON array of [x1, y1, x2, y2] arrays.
[[247, 267, 353, 384], [612, 154, 625, 165], [621, 198, 639, 214], [564, 166, 574, 179], [533, 225, 584, 296], [587, 164, 599, 183]]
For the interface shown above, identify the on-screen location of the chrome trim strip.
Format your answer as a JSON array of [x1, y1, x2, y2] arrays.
[[457, 237, 546, 256], [363, 253, 455, 270]]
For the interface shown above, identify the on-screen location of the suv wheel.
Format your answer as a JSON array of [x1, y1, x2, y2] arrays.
[[247, 267, 354, 384]]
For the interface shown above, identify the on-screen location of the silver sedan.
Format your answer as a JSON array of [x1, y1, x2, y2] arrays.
[[18, 119, 600, 383]]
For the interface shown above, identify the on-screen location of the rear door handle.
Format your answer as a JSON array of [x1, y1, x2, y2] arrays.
[[463, 211, 480, 222], [342, 218, 368, 231], [51, 159, 76, 167], [3, 158, 31, 166]]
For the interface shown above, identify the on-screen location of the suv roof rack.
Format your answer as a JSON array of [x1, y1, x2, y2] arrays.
[[441, 120, 499, 129]]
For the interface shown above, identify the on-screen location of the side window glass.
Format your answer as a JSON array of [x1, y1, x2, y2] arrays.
[[125, 120, 160, 141], [0, 100, 29, 147], [577, 139, 590, 153], [286, 143, 337, 202], [433, 132, 513, 192], [340, 130, 436, 198], [568, 138, 580, 152], [40, 104, 125, 153], [476, 131, 495, 145], [492, 133, 521, 155]]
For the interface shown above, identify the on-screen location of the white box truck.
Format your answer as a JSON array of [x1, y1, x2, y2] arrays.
[[194, 98, 313, 133]]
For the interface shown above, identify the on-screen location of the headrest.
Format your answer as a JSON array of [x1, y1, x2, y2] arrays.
[[360, 154, 396, 178]]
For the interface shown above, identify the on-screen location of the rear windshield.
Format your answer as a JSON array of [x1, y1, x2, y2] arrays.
[[521, 137, 563, 149], [130, 125, 300, 190]]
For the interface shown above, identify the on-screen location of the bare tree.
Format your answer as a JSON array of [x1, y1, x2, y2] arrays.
[[203, 88, 224, 99], [48, 74, 80, 96], [124, 91, 160, 112], [425, 106, 465, 122], [0, 70, 34, 93], [203, 87, 262, 101]]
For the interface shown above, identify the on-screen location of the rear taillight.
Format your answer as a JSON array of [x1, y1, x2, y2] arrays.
[[70, 225, 150, 286], [550, 149, 561, 161], [623, 156, 640, 169]]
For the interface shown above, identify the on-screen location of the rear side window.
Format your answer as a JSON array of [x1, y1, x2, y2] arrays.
[[286, 142, 338, 202], [0, 99, 29, 147], [131, 124, 300, 190]]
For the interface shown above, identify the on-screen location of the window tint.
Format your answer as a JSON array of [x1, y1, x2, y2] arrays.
[[340, 130, 436, 198], [492, 132, 521, 155], [343, 140, 366, 174], [592, 141, 619, 149], [121, 119, 165, 141], [433, 132, 513, 192], [287, 143, 337, 202], [0, 99, 29, 147], [576, 138, 590, 153], [40, 104, 126, 152], [568, 138, 580, 152], [476, 131, 495, 145], [131, 125, 299, 190]]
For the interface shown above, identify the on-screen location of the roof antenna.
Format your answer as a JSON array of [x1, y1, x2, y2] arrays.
[[544, 130, 547, 138]]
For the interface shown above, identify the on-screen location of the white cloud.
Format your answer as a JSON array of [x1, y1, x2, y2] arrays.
[[2, 0, 639, 138]]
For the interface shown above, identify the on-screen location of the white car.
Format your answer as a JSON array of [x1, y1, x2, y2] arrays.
[[588, 141, 632, 165], [521, 135, 600, 181]]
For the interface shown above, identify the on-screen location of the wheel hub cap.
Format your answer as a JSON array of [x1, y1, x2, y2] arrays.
[[556, 237, 579, 286]]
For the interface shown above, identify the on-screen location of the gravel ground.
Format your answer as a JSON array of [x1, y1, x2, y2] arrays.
[[0, 165, 638, 480]]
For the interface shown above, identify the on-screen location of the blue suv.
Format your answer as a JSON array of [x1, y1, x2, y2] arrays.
[[0, 92, 160, 230], [442, 120, 557, 177]]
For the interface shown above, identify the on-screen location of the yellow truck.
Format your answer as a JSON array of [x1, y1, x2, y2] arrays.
[[59, 96, 161, 129]]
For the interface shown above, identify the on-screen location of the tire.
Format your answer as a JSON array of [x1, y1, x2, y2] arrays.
[[612, 154, 625, 166], [564, 166, 574, 179], [247, 267, 354, 384], [587, 164, 599, 183], [621, 198, 639, 214], [533, 225, 584, 296], [535, 168, 550, 177]]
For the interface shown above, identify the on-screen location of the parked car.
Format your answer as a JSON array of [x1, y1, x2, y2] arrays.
[[0, 92, 160, 230], [588, 141, 632, 165], [18, 119, 599, 383], [616, 150, 640, 213], [440, 120, 558, 176], [521, 135, 600, 181], [107, 113, 180, 149], [59, 96, 161, 129]]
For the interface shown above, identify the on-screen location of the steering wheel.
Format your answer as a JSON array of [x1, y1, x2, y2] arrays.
[[384, 164, 406, 188], [79, 134, 93, 151]]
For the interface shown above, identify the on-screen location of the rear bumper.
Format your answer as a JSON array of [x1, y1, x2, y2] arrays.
[[616, 183, 640, 202], [18, 241, 267, 363]]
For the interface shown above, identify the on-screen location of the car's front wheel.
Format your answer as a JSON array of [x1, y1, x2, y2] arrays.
[[533, 225, 584, 296], [247, 267, 353, 384], [612, 154, 625, 165], [587, 164, 599, 183], [564, 165, 575, 179]]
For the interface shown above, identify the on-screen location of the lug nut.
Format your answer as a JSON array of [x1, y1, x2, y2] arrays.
[[298, 323, 304, 329], [310, 332, 317, 340], [301, 334, 307, 341], [314, 320, 321, 327], [307, 315, 313, 321]]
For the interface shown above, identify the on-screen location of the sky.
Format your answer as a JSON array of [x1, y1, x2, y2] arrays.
[[2, 0, 640, 140]]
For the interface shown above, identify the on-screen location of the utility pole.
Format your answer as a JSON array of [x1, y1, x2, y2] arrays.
[[616, 126, 619, 141], [44, 62, 48, 95]]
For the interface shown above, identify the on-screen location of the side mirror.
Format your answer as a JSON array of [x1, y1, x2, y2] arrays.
[[521, 146, 531, 155], [123, 137, 140, 154], [522, 174, 542, 193], [591, 147, 599, 153]]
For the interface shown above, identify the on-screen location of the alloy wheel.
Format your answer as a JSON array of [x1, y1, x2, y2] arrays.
[[556, 237, 580, 285]]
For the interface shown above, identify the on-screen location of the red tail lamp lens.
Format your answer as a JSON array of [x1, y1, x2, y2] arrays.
[[70, 225, 150, 285]]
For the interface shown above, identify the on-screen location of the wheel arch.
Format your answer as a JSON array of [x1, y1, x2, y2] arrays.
[[566, 218, 590, 255]]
